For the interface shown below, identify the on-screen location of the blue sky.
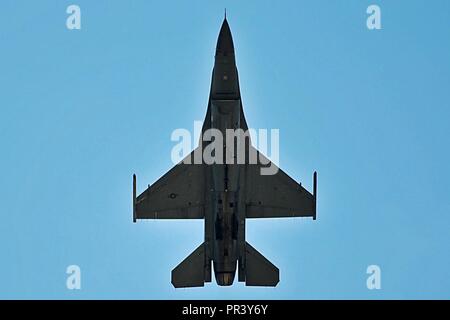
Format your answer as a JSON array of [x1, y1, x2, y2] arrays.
[[0, 0, 449, 299]]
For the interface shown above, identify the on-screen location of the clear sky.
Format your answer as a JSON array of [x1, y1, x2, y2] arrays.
[[0, 0, 449, 299]]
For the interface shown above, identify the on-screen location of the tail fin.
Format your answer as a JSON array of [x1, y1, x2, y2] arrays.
[[171, 242, 206, 288], [245, 242, 279, 286]]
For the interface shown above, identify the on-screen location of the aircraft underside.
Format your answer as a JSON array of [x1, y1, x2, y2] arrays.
[[132, 17, 317, 288]]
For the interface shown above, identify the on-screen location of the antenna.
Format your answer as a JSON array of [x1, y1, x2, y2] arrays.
[[224, 8, 227, 19]]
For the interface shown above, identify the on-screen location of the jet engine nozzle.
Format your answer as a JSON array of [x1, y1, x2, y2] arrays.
[[215, 272, 236, 286]]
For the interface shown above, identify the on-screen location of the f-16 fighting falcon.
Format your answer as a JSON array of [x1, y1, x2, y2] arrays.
[[133, 16, 317, 288]]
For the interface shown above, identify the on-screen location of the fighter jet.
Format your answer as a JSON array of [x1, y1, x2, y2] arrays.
[[133, 17, 317, 288]]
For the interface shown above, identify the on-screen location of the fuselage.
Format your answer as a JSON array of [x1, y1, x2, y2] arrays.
[[208, 19, 241, 286]]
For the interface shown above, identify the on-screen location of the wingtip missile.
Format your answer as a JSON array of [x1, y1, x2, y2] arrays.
[[313, 171, 317, 220], [133, 174, 137, 223]]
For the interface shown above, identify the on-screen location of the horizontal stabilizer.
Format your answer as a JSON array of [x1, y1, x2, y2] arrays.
[[171, 243, 205, 288], [245, 242, 279, 287]]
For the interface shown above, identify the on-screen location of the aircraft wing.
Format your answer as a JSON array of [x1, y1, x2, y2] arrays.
[[245, 148, 317, 219], [133, 148, 206, 220]]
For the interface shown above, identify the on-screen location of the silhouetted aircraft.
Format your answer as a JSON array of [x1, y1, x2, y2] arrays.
[[133, 17, 317, 288]]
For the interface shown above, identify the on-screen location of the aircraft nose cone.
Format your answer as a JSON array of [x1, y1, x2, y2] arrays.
[[215, 272, 235, 286], [216, 18, 234, 55]]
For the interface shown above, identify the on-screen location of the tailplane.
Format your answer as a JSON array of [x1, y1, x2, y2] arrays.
[[171, 242, 206, 288], [244, 242, 279, 286]]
